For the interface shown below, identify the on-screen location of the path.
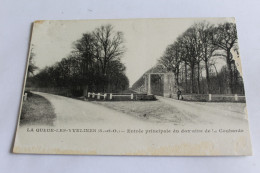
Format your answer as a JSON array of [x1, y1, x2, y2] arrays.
[[33, 92, 148, 127]]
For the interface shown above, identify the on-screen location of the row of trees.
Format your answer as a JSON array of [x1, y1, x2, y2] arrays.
[[159, 21, 244, 94], [27, 24, 129, 96]]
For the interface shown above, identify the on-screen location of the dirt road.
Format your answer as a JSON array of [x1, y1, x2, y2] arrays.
[[34, 92, 248, 127], [34, 92, 148, 127]]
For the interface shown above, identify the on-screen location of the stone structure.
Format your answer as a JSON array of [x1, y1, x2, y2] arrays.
[[144, 72, 177, 97]]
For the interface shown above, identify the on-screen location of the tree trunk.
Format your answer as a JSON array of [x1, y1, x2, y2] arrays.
[[191, 65, 195, 93], [185, 62, 188, 93], [83, 85, 88, 96], [212, 64, 222, 94], [197, 62, 201, 94], [226, 51, 234, 94], [233, 67, 238, 93], [176, 67, 179, 87], [205, 59, 210, 94]]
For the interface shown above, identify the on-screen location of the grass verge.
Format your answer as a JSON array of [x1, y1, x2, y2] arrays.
[[20, 93, 56, 126]]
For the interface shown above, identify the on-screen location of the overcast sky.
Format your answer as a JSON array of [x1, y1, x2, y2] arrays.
[[31, 18, 237, 86]]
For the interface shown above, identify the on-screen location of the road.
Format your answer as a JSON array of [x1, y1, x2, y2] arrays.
[[34, 92, 248, 127], [33, 92, 148, 127]]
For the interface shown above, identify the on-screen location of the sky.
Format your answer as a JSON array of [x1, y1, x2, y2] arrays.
[[30, 18, 238, 86]]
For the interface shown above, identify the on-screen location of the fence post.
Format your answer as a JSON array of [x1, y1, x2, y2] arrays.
[[147, 74, 151, 95], [104, 93, 107, 100], [110, 93, 113, 100], [97, 93, 100, 100], [24, 93, 27, 101], [88, 92, 90, 98], [131, 93, 134, 100], [92, 92, 95, 98], [209, 94, 212, 101], [235, 94, 238, 101]]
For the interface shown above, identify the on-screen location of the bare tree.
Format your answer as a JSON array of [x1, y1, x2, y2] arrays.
[[73, 33, 96, 95], [28, 46, 38, 76], [212, 22, 238, 93], [181, 27, 202, 93], [196, 21, 217, 93], [92, 24, 125, 76], [159, 42, 182, 87], [177, 36, 189, 93]]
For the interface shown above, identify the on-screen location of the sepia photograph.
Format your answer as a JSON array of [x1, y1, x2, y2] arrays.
[[13, 18, 252, 156]]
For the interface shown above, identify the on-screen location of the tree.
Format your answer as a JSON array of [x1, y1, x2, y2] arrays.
[[73, 33, 96, 94], [92, 25, 125, 76], [28, 47, 38, 75], [196, 21, 217, 93], [181, 27, 202, 93], [91, 24, 125, 92], [212, 22, 238, 93], [30, 24, 129, 96], [177, 36, 189, 93], [159, 42, 182, 87]]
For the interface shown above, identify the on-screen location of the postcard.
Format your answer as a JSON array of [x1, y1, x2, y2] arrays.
[[13, 18, 252, 155]]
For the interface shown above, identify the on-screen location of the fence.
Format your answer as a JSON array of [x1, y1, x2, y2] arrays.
[[88, 92, 134, 100], [87, 92, 155, 101], [178, 94, 246, 102], [209, 94, 246, 102]]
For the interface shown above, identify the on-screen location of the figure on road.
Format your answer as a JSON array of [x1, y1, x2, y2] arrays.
[[177, 89, 182, 100]]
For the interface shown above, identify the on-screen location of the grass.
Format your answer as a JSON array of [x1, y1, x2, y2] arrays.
[[20, 93, 56, 126], [94, 100, 197, 125]]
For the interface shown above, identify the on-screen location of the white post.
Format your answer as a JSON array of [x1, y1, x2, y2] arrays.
[[88, 92, 90, 98], [97, 93, 100, 99], [110, 93, 113, 100], [92, 92, 95, 98], [131, 93, 134, 100], [209, 94, 212, 101], [144, 76, 147, 92], [147, 74, 151, 95], [235, 94, 238, 101], [24, 93, 27, 101], [104, 93, 107, 100]]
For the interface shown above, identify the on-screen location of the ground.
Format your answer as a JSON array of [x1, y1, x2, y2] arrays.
[[93, 96, 247, 126], [29, 92, 149, 127], [94, 100, 198, 125], [20, 93, 56, 126], [22, 92, 248, 127], [15, 92, 251, 155]]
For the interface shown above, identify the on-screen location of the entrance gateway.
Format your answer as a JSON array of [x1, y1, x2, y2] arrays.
[[144, 72, 177, 97]]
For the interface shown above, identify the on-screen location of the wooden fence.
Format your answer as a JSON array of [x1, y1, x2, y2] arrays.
[[88, 92, 135, 100], [179, 94, 246, 102], [87, 92, 155, 101]]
